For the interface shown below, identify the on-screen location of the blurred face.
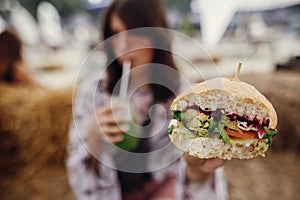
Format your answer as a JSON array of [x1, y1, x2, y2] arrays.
[[110, 13, 154, 68]]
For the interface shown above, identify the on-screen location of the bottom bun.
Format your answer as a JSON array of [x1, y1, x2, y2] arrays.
[[169, 129, 269, 160]]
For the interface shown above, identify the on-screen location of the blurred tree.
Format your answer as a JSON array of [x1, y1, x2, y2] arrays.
[[17, 0, 85, 19], [164, 0, 195, 36], [164, 0, 191, 14]]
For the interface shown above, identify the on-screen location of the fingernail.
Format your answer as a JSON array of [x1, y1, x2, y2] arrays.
[[117, 135, 124, 141], [121, 124, 130, 132]]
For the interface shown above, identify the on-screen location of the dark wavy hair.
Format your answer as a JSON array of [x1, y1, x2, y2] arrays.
[[0, 29, 22, 81], [102, 0, 180, 102]]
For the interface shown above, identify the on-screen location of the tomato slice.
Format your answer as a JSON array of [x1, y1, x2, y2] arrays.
[[226, 129, 258, 139]]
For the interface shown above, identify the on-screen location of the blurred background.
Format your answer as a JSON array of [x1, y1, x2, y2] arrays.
[[0, 0, 299, 199]]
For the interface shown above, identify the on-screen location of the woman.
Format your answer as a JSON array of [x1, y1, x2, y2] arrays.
[[0, 29, 38, 86], [67, 0, 227, 199]]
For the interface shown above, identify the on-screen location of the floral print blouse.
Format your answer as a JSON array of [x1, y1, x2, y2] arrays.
[[66, 76, 228, 200]]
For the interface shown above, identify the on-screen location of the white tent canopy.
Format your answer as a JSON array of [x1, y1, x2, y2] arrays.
[[0, 15, 6, 33], [195, 0, 300, 50], [9, 3, 40, 46], [37, 1, 64, 48]]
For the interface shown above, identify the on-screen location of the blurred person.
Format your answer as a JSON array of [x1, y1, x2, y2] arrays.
[[67, 0, 227, 199], [0, 29, 38, 87]]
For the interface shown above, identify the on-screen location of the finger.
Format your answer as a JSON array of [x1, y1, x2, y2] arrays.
[[101, 125, 129, 135], [98, 115, 130, 126], [210, 158, 226, 168], [201, 158, 225, 174], [186, 164, 212, 182], [206, 158, 225, 168], [97, 104, 127, 115], [184, 153, 205, 166], [105, 134, 124, 144], [97, 105, 113, 115]]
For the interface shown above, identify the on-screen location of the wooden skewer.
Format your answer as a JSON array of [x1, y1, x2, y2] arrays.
[[234, 62, 242, 80]]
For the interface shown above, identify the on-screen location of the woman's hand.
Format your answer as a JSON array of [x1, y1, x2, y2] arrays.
[[87, 103, 130, 155], [96, 104, 130, 143], [184, 153, 225, 183], [85, 103, 129, 176]]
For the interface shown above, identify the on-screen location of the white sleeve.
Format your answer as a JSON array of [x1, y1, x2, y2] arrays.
[[65, 80, 121, 200], [176, 158, 228, 200]]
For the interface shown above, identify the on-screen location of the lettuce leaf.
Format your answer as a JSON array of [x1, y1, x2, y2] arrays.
[[168, 125, 174, 135], [208, 115, 230, 144], [173, 111, 182, 121], [172, 109, 231, 143], [263, 127, 278, 145]]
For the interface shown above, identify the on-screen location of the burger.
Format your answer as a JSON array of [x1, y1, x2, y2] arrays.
[[168, 77, 278, 160]]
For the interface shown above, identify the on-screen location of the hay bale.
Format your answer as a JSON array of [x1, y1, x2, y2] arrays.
[[0, 83, 74, 199], [15, 87, 73, 166]]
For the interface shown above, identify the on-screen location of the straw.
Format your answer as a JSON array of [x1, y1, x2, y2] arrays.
[[119, 60, 131, 99], [234, 62, 242, 81]]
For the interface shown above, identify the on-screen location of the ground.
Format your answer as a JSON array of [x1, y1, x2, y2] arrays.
[[1, 71, 299, 199]]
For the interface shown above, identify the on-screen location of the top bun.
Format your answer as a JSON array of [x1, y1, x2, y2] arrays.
[[170, 78, 277, 129]]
